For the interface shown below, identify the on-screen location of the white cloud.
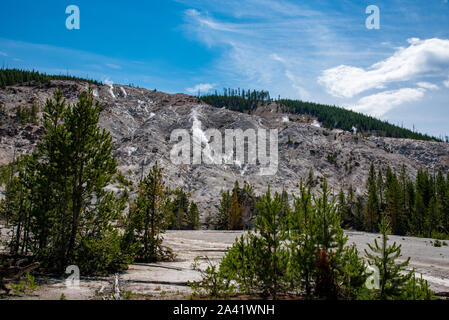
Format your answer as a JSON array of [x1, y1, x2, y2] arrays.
[[319, 38, 449, 98], [105, 63, 121, 70], [0, 51, 7, 56], [444, 77, 449, 88], [182, 2, 352, 100], [351, 88, 426, 117], [180, 0, 319, 19], [285, 70, 311, 100], [270, 53, 285, 63], [186, 83, 214, 94], [417, 82, 439, 90]]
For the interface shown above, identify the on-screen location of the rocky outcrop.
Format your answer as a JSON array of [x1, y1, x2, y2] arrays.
[[1, 80, 448, 220]]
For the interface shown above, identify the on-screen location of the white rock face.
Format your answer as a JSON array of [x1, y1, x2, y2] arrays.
[[1, 80, 449, 221], [312, 119, 321, 128]]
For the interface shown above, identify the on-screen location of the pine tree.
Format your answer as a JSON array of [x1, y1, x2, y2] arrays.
[[377, 169, 385, 211], [1, 89, 132, 274], [253, 187, 289, 298], [288, 181, 317, 297], [365, 164, 380, 232], [306, 168, 316, 188], [220, 187, 290, 298], [170, 188, 189, 230], [127, 162, 172, 262], [279, 189, 291, 229], [353, 195, 366, 231], [402, 273, 435, 300], [338, 189, 351, 227], [30, 102, 39, 124], [215, 183, 370, 300], [313, 180, 348, 299], [436, 170, 449, 234], [0, 156, 34, 256], [63, 90, 120, 268], [426, 197, 440, 238], [385, 167, 405, 235], [186, 201, 201, 230], [216, 190, 231, 230], [289, 180, 368, 299], [399, 165, 412, 233], [411, 193, 426, 236], [228, 181, 243, 230], [347, 185, 355, 219], [220, 234, 260, 295], [240, 182, 256, 229], [364, 214, 412, 299]]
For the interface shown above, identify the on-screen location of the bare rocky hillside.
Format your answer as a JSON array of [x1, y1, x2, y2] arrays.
[[1, 80, 448, 221]]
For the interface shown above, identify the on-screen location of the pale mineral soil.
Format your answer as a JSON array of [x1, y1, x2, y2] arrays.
[[5, 230, 449, 300]]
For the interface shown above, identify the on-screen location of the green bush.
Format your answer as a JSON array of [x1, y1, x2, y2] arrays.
[[364, 215, 435, 300], [188, 256, 235, 299], [196, 182, 434, 300]]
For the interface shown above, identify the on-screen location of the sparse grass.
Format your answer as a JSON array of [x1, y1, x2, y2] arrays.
[[433, 240, 442, 247], [432, 239, 448, 247], [8, 273, 39, 297]]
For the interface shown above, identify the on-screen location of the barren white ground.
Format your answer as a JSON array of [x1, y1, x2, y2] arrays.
[[6, 230, 449, 300]]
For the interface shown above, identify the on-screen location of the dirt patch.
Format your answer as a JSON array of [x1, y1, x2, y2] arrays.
[[2, 230, 449, 300]]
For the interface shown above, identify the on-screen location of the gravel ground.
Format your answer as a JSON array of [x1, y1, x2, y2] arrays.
[[3, 230, 449, 300]]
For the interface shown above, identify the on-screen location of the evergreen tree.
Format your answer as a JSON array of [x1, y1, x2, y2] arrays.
[[364, 215, 412, 299], [126, 162, 172, 262], [200, 89, 440, 142], [0, 68, 101, 88], [279, 189, 291, 229], [399, 165, 412, 233], [306, 168, 316, 188], [426, 197, 440, 238], [211, 183, 377, 300], [240, 182, 256, 229], [377, 169, 385, 211], [349, 194, 365, 231], [220, 187, 290, 298], [228, 181, 243, 230], [215, 190, 231, 230], [346, 185, 356, 227], [220, 234, 260, 296], [186, 201, 201, 230], [402, 273, 435, 300], [411, 193, 426, 236], [252, 187, 289, 298], [1, 89, 132, 274], [436, 171, 449, 234], [0, 156, 34, 256], [288, 182, 317, 297], [63, 90, 121, 268], [338, 188, 351, 228], [365, 164, 380, 232], [170, 188, 189, 230], [385, 167, 405, 235], [313, 181, 349, 299]]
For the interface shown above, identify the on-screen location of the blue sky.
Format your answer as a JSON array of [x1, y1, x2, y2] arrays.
[[1, 0, 449, 137]]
